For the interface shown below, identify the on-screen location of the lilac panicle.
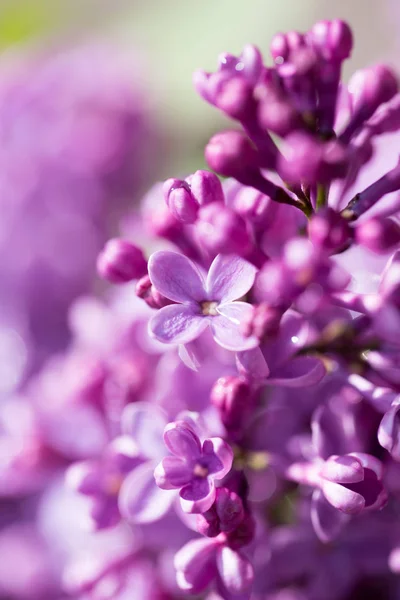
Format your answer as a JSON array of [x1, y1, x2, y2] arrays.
[[7, 16, 400, 600]]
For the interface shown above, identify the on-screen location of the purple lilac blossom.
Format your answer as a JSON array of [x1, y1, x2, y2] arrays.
[[4, 17, 400, 600], [0, 42, 154, 395]]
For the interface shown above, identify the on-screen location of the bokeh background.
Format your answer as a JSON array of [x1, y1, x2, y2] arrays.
[[1, 0, 399, 176]]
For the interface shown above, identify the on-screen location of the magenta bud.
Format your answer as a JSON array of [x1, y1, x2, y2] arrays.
[[195, 203, 251, 256], [342, 65, 399, 142], [97, 239, 147, 284], [226, 513, 256, 550], [278, 133, 347, 185], [196, 509, 220, 537], [215, 488, 245, 533], [309, 19, 353, 62], [241, 302, 282, 339], [270, 30, 305, 63], [350, 65, 398, 115], [257, 84, 302, 137], [205, 131, 259, 179], [211, 376, 254, 434], [215, 76, 254, 120], [163, 178, 199, 224], [356, 218, 400, 254], [308, 208, 352, 253], [232, 187, 272, 224], [135, 275, 172, 309], [187, 170, 224, 206]]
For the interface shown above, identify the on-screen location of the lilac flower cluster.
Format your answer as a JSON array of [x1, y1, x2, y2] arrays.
[[3, 18, 400, 600]]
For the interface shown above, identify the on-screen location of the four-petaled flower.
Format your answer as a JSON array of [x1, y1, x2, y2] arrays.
[[154, 420, 234, 513], [148, 251, 258, 351]]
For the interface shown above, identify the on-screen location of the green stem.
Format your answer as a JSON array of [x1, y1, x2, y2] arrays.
[[316, 184, 327, 210]]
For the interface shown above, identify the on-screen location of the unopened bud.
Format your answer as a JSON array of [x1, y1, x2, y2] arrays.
[[309, 19, 353, 62], [135, 275, 172, 309], [97, 239, 147, 284], [308, 208, 352, 253], [205, 130, 260, 179], [187, 170, 224, 206], [215, 488, 245, 533], [241, 303, 282, 339], [195, 203, 251, 256], [356, 218, 400, 254], [211, 376, 254, 435], [163, 178, 199, 224]]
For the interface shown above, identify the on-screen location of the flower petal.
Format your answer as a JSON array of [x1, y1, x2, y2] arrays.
[[311, 489, 350, 543], [163, 421, 201, 460], [236, 347, 270, 381], [212, 304, 259, 351], [266, 356, 326, 387], [180, 478, 216, 513], [321, 455, 364, 484], [321, 480, 365, 515], [148, 251, 206, 302], [149, 304, 208, 345], [202, 438, 233, 479], [216, 546, 254, 596], [65, 461, 102, 495], [174, 537, 218, 594], [118, 462, 176, 523], [154, 456, 193, 489], [121, 402, 167, 462], [206, 254, 257, 303]]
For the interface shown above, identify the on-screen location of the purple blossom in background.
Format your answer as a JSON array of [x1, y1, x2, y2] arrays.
[[4, 15, 400, 600], [0, 43, 155, 396]]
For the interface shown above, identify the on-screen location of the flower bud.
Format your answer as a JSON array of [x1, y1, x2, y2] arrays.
[[211, 376, 254, 434], [215, 488, 245, 533], [135, 274, 172, 309], [97, 239, 147, 283], [232, 187, 272, 225], [309, 20, 353, 62], [187, 170, 224, 206], [226, 513, 256, 549], [278, 133, 347, 185], [163, 178, 199, 224], [195, 203, 251, 256], [241, 303, 282, 339], [215, 76, 255, 120], [341, 65, 398, 142], [308, 208, 352, 253], [356, 218, 400, 254], [205, 131, 259, 180], [270, 31, 305, 63], [196, 508, 220, 537]]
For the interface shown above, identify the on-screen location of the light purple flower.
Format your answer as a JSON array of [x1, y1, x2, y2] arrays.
[[175, 535, 254, 597], [66, 436, 142, 530], [154, 420, 233, 513], [148, 251, 259, 351]]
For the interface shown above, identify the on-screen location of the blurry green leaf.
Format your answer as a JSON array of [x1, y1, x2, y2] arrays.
[[0, 1, 58, 46]]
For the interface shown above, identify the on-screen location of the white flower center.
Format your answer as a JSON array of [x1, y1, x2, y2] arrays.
[[201, 301, 219, 316], [193, 464, 209, 478]]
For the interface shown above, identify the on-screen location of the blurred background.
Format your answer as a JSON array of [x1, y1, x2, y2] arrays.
[[0, 0, 398, 395]]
